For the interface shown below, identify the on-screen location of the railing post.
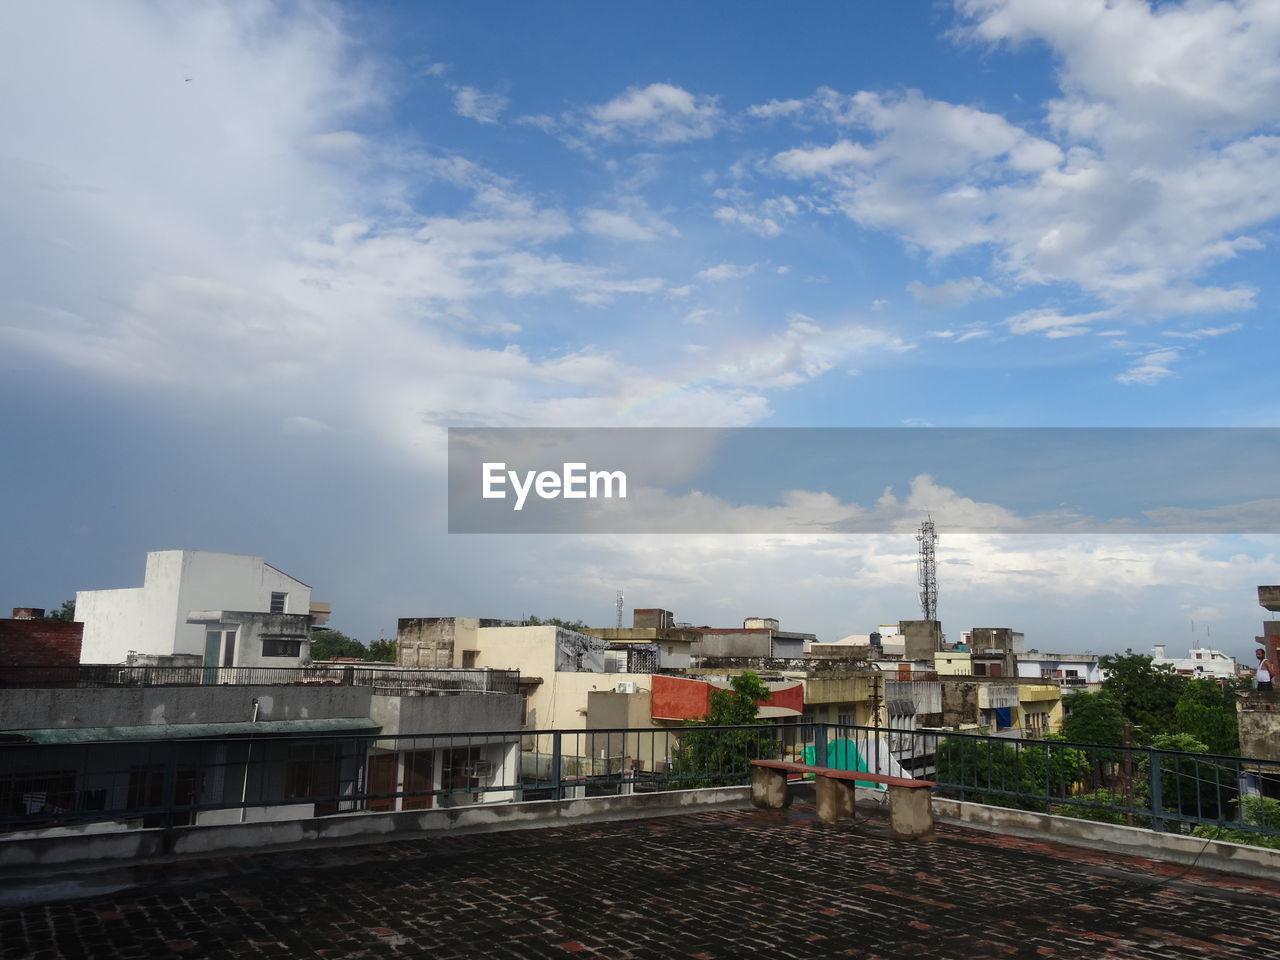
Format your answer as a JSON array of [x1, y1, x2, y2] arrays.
[[813, 722, 828, 768], [161, 740, 179, 830], [1149, 749, 1164, 833], [1044, 740, 1052, 813], [550, 731, 563, 801]]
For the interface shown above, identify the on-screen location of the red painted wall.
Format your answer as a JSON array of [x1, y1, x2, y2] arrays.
[[652, 675, 710, 720], [651, 674, 803, 721]]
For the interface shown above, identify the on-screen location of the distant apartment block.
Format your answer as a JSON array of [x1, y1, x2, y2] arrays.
[[1151, 643, 1238, 680], [75, 550, 330, 668]]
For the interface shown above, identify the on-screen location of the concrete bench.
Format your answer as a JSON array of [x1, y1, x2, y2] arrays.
[[750, 759, 936, 840]]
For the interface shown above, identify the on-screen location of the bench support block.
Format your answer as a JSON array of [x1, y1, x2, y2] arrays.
[[815, 775, 856, 824], [888, 785, 935, 840], [751, 765, 791, 810]]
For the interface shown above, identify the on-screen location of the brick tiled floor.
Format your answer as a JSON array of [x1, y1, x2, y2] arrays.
[[3, 805, 1279, 959]]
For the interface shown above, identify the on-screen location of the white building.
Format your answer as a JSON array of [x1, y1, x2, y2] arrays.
[[1150, 644, 1237, 680], [75, 550, 329, 667], [1017, 652, 1104, 692]]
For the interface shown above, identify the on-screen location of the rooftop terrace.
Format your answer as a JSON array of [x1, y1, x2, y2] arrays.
[[3, 803, 1279, 959]]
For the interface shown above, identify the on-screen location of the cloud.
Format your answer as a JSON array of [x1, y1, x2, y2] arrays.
[[1005, 308, 1113, 338], [772, 139, 871, 176], [1163, 323, 1244, 340], [711, 315, 912, 390], [585, 83, 722, 142], [957, 0, 1280, 150], [907, 276, 1003, 309], [746, 97, 807, 119], [452, 85, 509, 124], [581, 209, 677, 242], [930, 324, 991, 343], [0, 0, 796, 471], [714, 206, 783, 237], [748, 0, 1280, 323], [697, 262, 756, 282], [281, 415, 330, 435], [1116, 348, 1181, 386]]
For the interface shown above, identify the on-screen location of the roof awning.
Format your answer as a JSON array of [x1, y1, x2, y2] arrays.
[[1, 717, 380, 745]]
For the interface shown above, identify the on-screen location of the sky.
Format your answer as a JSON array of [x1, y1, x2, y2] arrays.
[[2, 0, 1280, 659]]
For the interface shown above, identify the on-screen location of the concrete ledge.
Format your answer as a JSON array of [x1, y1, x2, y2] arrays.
[[0, 787, 752, 871], [932, 796, 1280, 881]]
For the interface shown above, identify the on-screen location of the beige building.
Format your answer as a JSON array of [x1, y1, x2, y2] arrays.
[[396, 617, 661, 732]]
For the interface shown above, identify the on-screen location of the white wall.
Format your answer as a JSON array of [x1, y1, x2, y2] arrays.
[[76, 551, 312, 664]]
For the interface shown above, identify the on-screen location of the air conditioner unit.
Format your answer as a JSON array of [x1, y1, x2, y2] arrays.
[[615, 681, 638, 694], [465, 760, 495, 779]]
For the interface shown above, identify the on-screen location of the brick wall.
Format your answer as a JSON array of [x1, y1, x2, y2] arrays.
[[0, 617, 84, 682]]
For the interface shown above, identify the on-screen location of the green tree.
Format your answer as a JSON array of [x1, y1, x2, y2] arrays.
[[1173, 678, 1240, 756], [1098, 650, 1186, 742], [1060, 691, 1125, 747], [364, 637, 397, 663], [1192, 796, 1280, 849], [44, 600, 75, 621], [310, 628, 367, 661], [934, 735, 1088, 813], [1146, 732, 1236, 822], [668, 672, 777, 788]]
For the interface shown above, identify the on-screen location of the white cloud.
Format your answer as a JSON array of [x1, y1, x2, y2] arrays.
[[697, 262, 756, 282], [0, 1, 791, 470], [585, 83, 721, 142], [581, 209, 677, 242], [930, 324, 991, 343], [746, 97, 807, 119], [711, 315, 912, 390], [452, 85, 509, 124], [1117, 348, 1181, 386], [751, 1, 1280, 322], [305, 130, 366, 154], [714, 206, 783, 237], [907, 276, 1003, 309], [1005, 308, 1113, 338], [772, 139, 871, 176], [1163, 322, 1244, 340], [684, 308, 714, 325], [958, 0, 1280, 150]]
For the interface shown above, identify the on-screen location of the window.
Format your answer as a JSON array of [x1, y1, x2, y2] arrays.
[[441, 746, 484, 793], [221, 630, 237, 667], [461, 650, 478, 668], [270, 592, 287, 614], [262, 638, 302, 658], [285, 743, 337, 804]]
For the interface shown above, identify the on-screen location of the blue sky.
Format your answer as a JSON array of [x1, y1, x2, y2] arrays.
[[2, 0, 1279, 658]]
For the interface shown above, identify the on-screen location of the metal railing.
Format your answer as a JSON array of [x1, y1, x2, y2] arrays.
[[2, 722, 1278, 847], [0, 664, 521, 695]]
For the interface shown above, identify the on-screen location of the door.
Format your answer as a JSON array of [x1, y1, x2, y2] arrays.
[[203, 631, 222, 684], [366, 754, 397, 812], [401, 750, 434, 811]]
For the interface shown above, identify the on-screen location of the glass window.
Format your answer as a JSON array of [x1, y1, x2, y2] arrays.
[[270, 592, 287, 614], [262, 638, 302, 658]]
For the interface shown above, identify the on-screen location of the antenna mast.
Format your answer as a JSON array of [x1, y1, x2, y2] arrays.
[[615, 589, 624, 629], [917, 517, 938, 621]]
